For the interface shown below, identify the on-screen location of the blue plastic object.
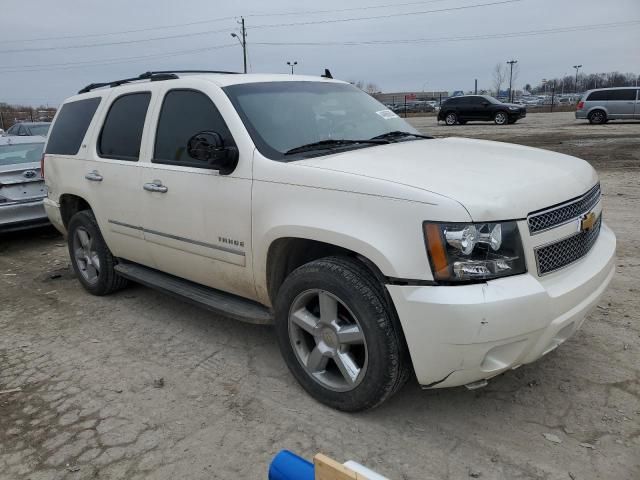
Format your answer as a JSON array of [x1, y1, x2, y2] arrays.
[[269, 450, 315, 480]]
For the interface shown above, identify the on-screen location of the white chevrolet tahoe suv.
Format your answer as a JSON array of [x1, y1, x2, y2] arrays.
[[43, 71, 616, 411]]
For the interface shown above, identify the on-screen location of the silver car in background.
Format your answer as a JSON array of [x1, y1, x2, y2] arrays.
[[0, 136, 50, 233], [575, 87, 640, 124]]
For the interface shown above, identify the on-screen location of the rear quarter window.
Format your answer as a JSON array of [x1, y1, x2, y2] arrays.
[[586, 90, 609, 102], [45, 97, 101, 155]]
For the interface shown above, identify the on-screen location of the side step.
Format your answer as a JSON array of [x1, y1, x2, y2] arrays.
[[114, 262, 273, 325]]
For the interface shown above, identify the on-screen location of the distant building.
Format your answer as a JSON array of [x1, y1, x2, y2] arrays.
[[373, 91, 449, 104]]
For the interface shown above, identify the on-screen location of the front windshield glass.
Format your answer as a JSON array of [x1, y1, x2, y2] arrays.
[[224, 81, 420, 160], [484, 95, 502, 104], [0, 142, 44, 166]]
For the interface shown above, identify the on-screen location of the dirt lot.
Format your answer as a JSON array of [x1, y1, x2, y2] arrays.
[[1, 112, 638, 480]]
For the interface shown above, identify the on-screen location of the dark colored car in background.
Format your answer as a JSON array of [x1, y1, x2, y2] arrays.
[[438, 95, 526, 125], [4, 122, 51, 137]]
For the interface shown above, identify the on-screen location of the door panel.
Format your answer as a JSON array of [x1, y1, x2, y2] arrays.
[[86, 91, 154, 267], [140, 87, 255, 300], [607, 89, 636, 118]]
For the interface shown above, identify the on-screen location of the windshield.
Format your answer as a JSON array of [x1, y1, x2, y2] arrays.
[[29, 124, 51, 136], [0, 142, 44, 166], [224, 81, 420, 160]]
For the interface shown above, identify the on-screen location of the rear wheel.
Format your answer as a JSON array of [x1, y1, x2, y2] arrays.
[[67, 210, 128, 296], [588, 110, 607, 124], [444, 112, 458, 125], [274, 257, 409, 411], [494, 111, 508, 125]]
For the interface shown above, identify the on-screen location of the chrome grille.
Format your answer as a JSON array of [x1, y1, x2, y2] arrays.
[[528, 184, 601, 234], [535, 216, 601, 275]]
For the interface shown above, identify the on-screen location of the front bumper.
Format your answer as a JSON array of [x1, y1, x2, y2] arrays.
[[387, 222, 616, 388], [0, 199, 49, 233]]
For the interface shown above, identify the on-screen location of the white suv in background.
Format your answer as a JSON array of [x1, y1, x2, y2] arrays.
[[43, 71, 616, 411]]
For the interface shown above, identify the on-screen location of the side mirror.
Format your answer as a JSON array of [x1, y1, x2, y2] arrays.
[[187, 131, 238, 175]]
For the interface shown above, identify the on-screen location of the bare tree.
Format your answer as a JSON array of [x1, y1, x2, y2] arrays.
[[492, 63, 506, 97], [365, 82, 379, 94]]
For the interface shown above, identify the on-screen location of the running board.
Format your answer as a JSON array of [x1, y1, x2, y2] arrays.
[[114, 262, 273, 325]]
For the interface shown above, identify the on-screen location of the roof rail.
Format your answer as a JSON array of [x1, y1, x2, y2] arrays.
[[78, 70, 241, 94]]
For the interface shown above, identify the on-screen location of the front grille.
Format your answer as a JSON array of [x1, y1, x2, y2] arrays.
[[528, 184, 601, 234], [535, 216, 601, 275]]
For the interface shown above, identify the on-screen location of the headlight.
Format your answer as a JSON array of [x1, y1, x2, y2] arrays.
[[423, 221, 526, 282]]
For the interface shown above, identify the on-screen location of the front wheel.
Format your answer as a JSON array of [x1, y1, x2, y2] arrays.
[[274, 257, 409, 411], [67, 210, 128, 296], [444, 112, 458, 125], [494, 111, 508, 125]]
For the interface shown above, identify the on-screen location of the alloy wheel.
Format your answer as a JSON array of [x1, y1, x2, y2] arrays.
[[495, 112, 507, 125], [73, 227, 101, 285], [288, 289, 368, 392], [445, 113, 457, 125]]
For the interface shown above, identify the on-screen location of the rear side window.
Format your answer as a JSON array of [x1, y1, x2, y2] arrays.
[[98, 92, 151, 161], [45, 97, 101, 155], [153, 89, 234, 168], [586, 90, 609, 102], [607, 89, 637, 101]]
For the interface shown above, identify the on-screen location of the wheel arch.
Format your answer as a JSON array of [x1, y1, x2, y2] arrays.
[[263, 234, 392, 306], [59, 194, 93, 229]]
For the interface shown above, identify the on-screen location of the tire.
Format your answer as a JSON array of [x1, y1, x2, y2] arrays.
[[444, 112, 458, 125], [588, 110, 607, 124], [274, 256, 410, 412], [494, 111, 508, 125], [67, 210, 128, 296]]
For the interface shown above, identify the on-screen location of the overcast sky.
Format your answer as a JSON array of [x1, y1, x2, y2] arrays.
[[1, 0, 638, 106]]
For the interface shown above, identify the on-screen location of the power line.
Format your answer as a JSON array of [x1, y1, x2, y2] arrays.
[[0, 0, 523, 54], [1, 20, 636, 74], [249, 0, 524, 31], [0, 0, 451, 44], [250, 20, 640, 46], [0, 44, 237, 73]]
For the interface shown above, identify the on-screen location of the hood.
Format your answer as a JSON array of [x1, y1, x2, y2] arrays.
[[295, 137, 598, 221]]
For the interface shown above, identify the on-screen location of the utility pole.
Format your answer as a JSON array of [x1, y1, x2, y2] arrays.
[[230, 17, 247, 73], [287, 61, 297, 74], [573, 64, 582, 94], [474, 79, 478, 95], [506, 60, 518, 103]]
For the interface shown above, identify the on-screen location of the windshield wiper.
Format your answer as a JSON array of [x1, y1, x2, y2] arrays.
[[370, 131, 433, 141], [284, 138, 389, 156]]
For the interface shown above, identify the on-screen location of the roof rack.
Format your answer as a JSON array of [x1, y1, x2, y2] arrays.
[[78, 70, 241, 94]]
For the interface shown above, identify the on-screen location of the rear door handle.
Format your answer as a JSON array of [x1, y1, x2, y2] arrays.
[[85, 170, 103, 182], [143, 181, 168, 193]]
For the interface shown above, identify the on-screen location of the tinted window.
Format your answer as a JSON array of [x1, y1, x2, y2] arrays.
[[99, 92, 151, 161], [7, 125, 18, 135], [445, 98, 460, 105], [587, 90, 609, 101], [154, 90, 234, 167], [467, 97, 485, 105], [608, 89, 637, 101], [46, 97, 101, 155]]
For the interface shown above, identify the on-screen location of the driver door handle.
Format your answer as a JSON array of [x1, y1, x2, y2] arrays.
[[143, 181, 168, 193], [85, 170, 103, 182]]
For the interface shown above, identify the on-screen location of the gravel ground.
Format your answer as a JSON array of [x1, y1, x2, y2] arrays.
[[1, 112, 638, 480]]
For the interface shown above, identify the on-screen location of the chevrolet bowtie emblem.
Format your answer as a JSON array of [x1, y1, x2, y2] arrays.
[[580, 211, 597, 232]]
